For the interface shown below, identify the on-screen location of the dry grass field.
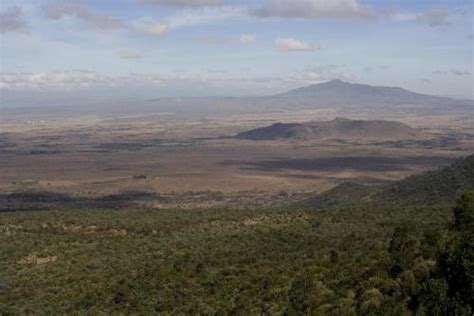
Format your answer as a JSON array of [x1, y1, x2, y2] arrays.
[[1, 110, 473, 207]]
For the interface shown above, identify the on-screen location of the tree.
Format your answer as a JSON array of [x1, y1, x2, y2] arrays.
[[397, 191, 474, 315], [438, 190, 474, 313], [388, 225, 420, 278], [452, 190, 474, 232]]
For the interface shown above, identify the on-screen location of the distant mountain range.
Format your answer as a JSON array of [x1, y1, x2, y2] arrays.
[[236, 118, 419, 140], [266, 79, 473, 109], [295, 154, 474, 208], [3, 80, 473, 118], [142, 80, 474, 116]]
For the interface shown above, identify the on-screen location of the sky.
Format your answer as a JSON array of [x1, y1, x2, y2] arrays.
[[0, 0, 473, 106]]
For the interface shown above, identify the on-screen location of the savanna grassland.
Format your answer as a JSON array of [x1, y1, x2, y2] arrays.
[[1, 111, 473, 203]]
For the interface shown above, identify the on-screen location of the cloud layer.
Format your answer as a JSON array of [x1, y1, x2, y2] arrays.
[[0, 6, 29, 33], [416, 8, 450, 27], [140, 0, 223, 7], [42, 1, 169, 36], [289, 65, 355, 84], [43, 2, 125, 30], [252, 0, 373, 20], [0, 70, 283, 97]]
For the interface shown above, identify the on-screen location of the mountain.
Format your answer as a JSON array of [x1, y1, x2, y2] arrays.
[[3, 80, 472, 119], [236, 118, 420, 140], [295, 154, 474, 208], [142, 80, 472, 116], [267, 79, 473, 110]]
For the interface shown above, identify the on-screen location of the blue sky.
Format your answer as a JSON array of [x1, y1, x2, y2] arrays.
[[1, 0, 473, 102]]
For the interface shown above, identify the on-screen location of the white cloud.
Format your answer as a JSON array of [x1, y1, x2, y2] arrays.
[[251, 1, 456, 29], [132, 19, 169, 36], [289, 65, 355, 84], [43, 2, 125, 30], [0, 70, 294, 103], [252, 0, 373, 20], [416, 8, 450, 27], [433, 69, 471, 76], [275, 37, 316, 52], [0, 70, 282, 97], [139, 0, 223, 6], [379, 7, 456, 28], [166, 6, 247, 29], [0, 71, 113, 90], [0, 71, 171, 90], [240, 33, 256, 44], [292, 71, 322, 82], [0, 6, 29, 33], [42, 1, 168, 36]]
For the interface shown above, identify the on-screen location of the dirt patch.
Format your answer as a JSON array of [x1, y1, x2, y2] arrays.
[[62, 224, 98, 234], [18, 254, 58, 265], [62, 225, 82, 233], [106, 228, 127, 236], [241, 214, 310, 227]]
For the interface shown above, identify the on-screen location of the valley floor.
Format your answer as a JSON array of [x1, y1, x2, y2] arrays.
[[1, 111, 473, 201]]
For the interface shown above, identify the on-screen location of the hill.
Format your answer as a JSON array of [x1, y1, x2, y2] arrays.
[[296, 154, 474, 208], [236, 118, 419, 140]]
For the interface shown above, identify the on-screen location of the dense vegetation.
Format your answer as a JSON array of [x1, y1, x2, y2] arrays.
[[386, 191, 473, 314], [0, 190, 472, 314], [1, 156, 473, 313], [297, 154, 474, 208]]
